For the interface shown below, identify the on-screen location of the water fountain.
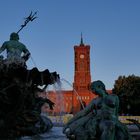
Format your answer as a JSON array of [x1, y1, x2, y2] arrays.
[[52, 79, 65, 126], [0, 12, 65, 139], [61, 78, 85, 110], [27, 78, 85, 140], [44, 78, 85, 126]]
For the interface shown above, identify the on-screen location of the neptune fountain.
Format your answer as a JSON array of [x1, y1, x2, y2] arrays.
[[0, 31, 59, 139], [0, 12, 139, 140]]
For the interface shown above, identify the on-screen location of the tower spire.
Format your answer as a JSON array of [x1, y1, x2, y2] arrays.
[[80, 32, 84, 46]]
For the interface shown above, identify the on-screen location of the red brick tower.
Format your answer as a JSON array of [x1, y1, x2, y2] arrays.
[[47, 35, 95, 114], [71, 35, 93, 113], [73, 34, 91, 91]]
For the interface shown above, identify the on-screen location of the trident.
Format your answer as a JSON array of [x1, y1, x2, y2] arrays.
[[17, 11, 37, 34]]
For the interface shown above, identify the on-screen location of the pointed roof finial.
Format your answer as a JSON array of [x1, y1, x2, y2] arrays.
[[80, 32, 84, 46]]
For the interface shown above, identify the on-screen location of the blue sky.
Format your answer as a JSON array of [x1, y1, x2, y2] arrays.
[[0, 0, 140, 89]]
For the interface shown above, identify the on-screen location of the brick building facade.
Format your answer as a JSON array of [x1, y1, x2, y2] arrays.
[[45, 37, 111, 114], [44, 36, 95, 114]]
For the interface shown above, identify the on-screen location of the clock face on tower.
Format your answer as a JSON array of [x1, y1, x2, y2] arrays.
[[80, 54, 85, 59]]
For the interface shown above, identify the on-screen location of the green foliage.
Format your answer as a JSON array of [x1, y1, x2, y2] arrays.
[[113, 75, 140, 115]]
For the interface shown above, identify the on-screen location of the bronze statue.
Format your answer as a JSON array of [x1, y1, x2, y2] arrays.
[[0, 32, 59, 139], [63, 80, 132, 140], [0, 11, 37, 64], [0, 32, 30, 66]]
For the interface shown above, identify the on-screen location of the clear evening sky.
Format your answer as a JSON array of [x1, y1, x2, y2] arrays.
[[0, 0, 140, 89]]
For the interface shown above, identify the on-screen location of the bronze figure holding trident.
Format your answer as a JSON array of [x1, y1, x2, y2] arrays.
[[0, 11, 37, 66]]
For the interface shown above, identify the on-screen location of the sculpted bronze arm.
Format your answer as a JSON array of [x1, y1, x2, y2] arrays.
[[0, 42, 7, 54], [66, 99, 95, 126], [22, 47, 31, 61]]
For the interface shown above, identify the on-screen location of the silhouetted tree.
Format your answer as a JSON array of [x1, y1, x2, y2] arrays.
[[113, 75, 140, 115]]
